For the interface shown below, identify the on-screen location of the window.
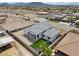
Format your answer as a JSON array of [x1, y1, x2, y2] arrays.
[[48, 37, 50, 39], [28, 32, 30, 36], [31, 33, 36, 40], [37, 35, 39, 38], [43, 35, 44, 37]]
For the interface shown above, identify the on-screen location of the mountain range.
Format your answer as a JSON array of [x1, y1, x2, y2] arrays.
[[0, 2, 79, 7]]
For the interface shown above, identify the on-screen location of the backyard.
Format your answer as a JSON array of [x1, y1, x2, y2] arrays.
[[31, 38, 52, 56], [31, 38, 48, 48]]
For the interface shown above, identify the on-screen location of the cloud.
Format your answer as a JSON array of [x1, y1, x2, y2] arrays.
[[43, 2, 79, 5]]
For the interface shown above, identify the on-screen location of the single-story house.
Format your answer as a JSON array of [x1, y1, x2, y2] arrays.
[[38, 14, 53, 19], [57, 22, 71, 32], [32, 17, 48, 23], [36, 12, 48, 15], [54, 14, 64, 20], [0, 13, 7, 17], [55, 32, 79, 56], [59, 22, 71, 26], [0, 17, 6, 23], [24, 22, 53, 42], [24, 22, 60, 43], [43, 28, 60, 43], [73, 12, 79, 17], [62, 17, 68, 22]]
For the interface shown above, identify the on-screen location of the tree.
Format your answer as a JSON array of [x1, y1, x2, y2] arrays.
[[41, 43, 54, 56], [70, 28, 77, 33], [68, 16, 72, 22], [43, 45, 52, 56], [76, 17, 79, 20], [75, 20, 79, 28]]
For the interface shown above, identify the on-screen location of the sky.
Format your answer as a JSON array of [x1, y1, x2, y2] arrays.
[[43, 2, 79, 5], [0, 2, 79, 5]]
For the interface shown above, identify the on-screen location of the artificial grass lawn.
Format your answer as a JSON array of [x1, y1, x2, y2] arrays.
[[31, 38, 49, 48]]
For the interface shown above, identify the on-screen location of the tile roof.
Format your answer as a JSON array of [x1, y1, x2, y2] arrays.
[[43, 28, 60, 38], [24, 22, 52, 34], [55, 32, 79, 56]]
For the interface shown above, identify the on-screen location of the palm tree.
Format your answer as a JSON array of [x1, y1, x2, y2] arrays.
[[75, 20, 79, 28], [41, 43, 53, 56]]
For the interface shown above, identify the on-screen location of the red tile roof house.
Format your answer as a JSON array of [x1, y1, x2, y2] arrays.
[[55, 32, 79, 56]]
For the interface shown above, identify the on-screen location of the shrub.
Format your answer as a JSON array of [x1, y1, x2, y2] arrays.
[[42, 44, 53, 56], [70, 28, 77, 33], [75, 20, 79, 28], [75, 20, 79, 25]]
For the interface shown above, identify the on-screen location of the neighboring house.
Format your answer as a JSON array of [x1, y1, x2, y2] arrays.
[[0, 17, 6, 23], [38, 14, 53, 19], [54, 22, 72, 32], [54, 14, 64, 20], [0, 26, 6, 36], [62, 14, 67, 17], [59, 22, 71, 26], [55, 32, 79, 56], [22, 17, 30, 20], [24, 22, 60, 43], [73, 12, 79, 17], [62, 17, 68, 22], [32, 17, 48, 23], [43, 28, 60, 43], [0, 13, 7, 23], [0, 13, 7, 17], [36, 12, 48, 15], [0, 37, 14, 47], [75, 28, 79, 33]]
